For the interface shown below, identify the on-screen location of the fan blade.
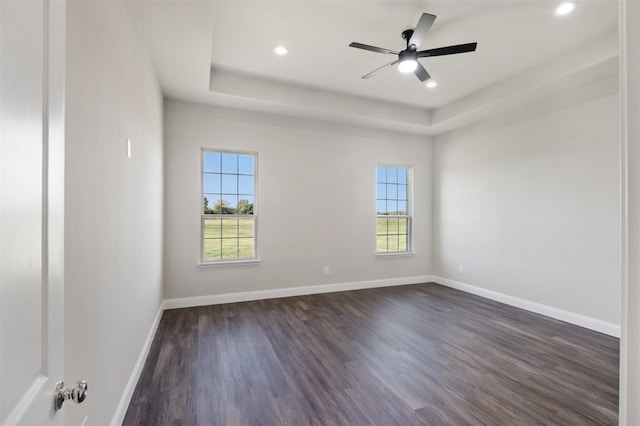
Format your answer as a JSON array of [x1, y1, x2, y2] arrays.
[[413, 61, 431, 82], [418, 42, 477, 58], [361, 60, 399, 79], [349, 42, 398, 55], [408, 13, 436, 48]]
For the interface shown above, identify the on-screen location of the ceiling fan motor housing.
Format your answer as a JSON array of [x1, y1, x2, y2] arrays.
[[401, 29, 418, 61], [399, 47, 417, 62]]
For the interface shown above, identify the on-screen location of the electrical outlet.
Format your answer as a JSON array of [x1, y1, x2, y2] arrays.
[[458, 265, 464, 274], [323, 266, 330, 276]]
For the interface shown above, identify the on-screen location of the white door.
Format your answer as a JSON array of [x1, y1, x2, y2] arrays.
[[0, 0, 67, 424]]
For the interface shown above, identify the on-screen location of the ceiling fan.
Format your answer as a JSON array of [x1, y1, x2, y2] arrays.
[[349, 13, 478, 83]]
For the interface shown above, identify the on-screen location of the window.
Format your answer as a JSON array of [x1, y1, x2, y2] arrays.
[[202, 150, 257, 263], [377, 165, 411, 254]]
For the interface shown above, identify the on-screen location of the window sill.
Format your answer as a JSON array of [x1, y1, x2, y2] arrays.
[[375, 252, 416, 259], [198, 259, 261, 268]]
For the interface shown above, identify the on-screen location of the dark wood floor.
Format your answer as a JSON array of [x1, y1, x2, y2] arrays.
[[123, 283, 619, 425]]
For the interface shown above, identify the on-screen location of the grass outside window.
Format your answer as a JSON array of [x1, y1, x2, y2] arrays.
[[376, 217, 408, 252], [203, 217, 255, 261]]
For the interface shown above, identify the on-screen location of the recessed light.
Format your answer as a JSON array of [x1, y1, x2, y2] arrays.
[[273, 46, 288, 55], [555, 2, 576, 15], [426, 81, 438, 88]]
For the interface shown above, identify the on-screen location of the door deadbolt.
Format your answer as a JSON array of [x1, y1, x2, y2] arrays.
[[54, 380, 88, 410]]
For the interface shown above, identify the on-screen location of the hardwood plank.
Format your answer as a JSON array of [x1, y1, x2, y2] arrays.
[[123, 283, 619, 425]]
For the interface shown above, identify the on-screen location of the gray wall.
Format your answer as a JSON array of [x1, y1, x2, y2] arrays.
[[163, 100, 433, 299], [433, 88, 620, 326], [65, 1, 164, 424]]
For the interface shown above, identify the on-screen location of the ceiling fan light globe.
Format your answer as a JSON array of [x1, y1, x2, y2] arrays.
[[398, 59, 418, 73]]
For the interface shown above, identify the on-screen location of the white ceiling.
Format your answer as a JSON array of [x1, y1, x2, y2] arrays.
[[134, 0, 619, 134]]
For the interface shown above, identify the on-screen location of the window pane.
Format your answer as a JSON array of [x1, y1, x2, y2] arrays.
[[387, 235, 400, 251], [377, 236, 388, 252], [203, 218, 222, 238], [209, 195, 236, 214], [238, 155, 254, 175], [377, 183, 386, 199], [387, 200, 398, 214], [387, 219, 398, 235], [387, 168, 398, 183], [398, 201, 407, 215], [397, 168, 407, 184], [398, 184, 407, 201], [237, 198, 254, 215], [204, 239, 222, 261], [204, 173, 221, 193], [221, 174, 238, 193], [221, 217, 239, 237], [240, 195, 254, 205], [221, 153, 238, 174], [238, 238, 254, 259], [223, 195, 238, 212], [238, 217, 254, 237], [203, 151, 221, 173], [221, 238, 239, 260], [399, 234, 408, 251], [377, 200, 387, 215], [238, 175, 254, 195], [204, 194, 221, 213], [387, 184, 397, 199], [377, 166, 386, 183], [377, 217, 388, 235], [399, 218, 408, 235]]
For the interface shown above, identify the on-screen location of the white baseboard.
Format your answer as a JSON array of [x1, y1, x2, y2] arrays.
[[163, 275, 435, 310], [110, 301, 165, 426], [433, 275, 621, 338], [164, 275, 620, 337]]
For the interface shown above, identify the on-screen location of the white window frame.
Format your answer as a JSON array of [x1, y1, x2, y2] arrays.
[[376, 164, 413, 256], [200, 148, 259, 266]]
